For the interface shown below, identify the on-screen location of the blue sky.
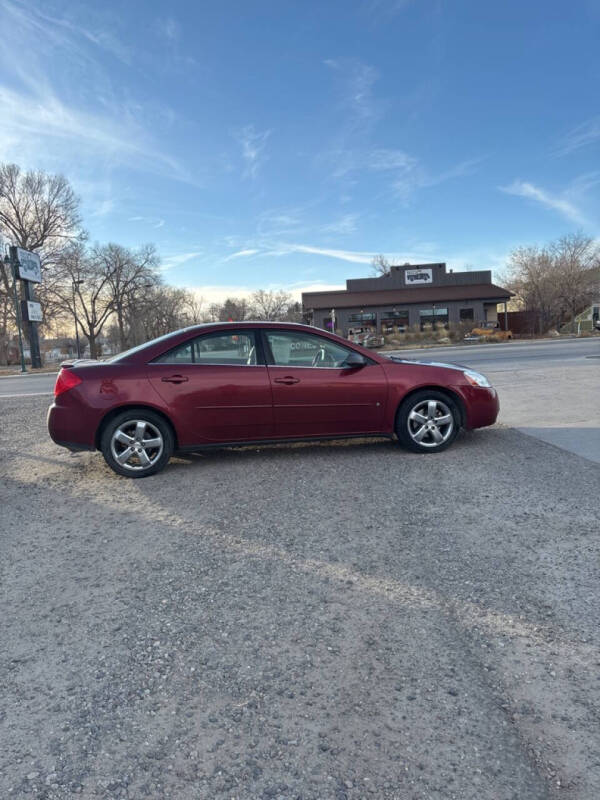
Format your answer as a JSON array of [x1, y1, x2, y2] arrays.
[[1, 0, 599, 302]]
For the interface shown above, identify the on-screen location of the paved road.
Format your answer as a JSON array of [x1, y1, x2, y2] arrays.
[[385, 335, 599, 372], [0, 371, 58, 397], [1, 395, 599, 799]]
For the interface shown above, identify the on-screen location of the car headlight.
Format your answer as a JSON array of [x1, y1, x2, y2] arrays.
[[463, 369, 492, 388]]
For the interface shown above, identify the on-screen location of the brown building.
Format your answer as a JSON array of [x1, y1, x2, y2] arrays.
[[302, 262, 512, 335]]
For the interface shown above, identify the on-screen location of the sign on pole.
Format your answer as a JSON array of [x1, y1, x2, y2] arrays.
[[21, 300, 43, 322], [15, 247, 42, 283]]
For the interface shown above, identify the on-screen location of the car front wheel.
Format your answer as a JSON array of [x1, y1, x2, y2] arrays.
[[100, 410, 174, 477], [395, 390, 460, 453]]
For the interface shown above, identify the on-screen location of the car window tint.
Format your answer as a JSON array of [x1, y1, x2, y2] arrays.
[[154, 341, 194, 364], [265, 331, 352, 368], [154, 332, 257, 365], [194, 332, 256, 365]]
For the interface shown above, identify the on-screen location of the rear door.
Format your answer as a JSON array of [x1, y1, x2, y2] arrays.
[[147, 329, 274, 445], [262, 329, 387, 438]]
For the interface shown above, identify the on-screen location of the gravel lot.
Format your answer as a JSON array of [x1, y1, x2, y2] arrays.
[[1, 395, 599, 799]]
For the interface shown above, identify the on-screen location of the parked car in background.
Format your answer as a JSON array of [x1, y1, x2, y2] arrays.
[[48, 322, 499, 478]]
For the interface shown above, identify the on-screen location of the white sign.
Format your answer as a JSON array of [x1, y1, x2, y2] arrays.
[[16, 247, 42, 283], [405, 268, 432, 285], [26, 301, 43, 322]]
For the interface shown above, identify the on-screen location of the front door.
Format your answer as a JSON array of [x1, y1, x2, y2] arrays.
[[147, 329, 274, 445], [262, 329, 386, 438]]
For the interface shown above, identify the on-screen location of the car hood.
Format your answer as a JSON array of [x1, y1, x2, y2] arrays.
[[385, 355, 468, 373]]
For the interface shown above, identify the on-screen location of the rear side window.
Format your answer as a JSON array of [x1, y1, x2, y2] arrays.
[[153, 332, 257, 365]]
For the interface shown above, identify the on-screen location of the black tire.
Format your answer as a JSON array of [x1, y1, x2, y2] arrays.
[[100, 409, 174, 478], [395, 390, 460, 454]]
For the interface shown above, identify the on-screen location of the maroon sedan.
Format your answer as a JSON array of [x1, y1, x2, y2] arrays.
[[47, 322, 498, 478]]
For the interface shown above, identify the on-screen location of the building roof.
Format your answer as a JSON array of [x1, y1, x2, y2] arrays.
[[302, 282, 512, 310]]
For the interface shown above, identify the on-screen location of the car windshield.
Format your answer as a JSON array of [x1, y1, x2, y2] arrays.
[[106, 327, 200, 363]]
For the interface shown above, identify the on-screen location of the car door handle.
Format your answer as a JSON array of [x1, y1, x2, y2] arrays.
[[274, 376, 300, 385], [161, 374, 189, 384]]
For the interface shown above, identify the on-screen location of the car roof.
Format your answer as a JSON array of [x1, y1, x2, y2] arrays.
[[166, 320, 316, 334]]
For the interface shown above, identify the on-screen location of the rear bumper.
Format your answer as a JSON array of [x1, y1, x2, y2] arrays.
[[47, 402, 96, 451], [461, 386, 499, 429]]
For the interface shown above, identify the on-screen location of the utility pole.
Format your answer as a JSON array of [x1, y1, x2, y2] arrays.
[[5, 253, 27, 373], [72, 279, 84, 358], [10, 246, 42, 368]]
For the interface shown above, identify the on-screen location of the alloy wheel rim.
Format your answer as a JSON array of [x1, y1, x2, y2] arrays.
[[110, 420, 164, 471], [407, 399, 454, 448]]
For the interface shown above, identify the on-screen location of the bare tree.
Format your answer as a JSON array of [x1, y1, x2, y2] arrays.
[[502, 233, 599, 332], [52, 243, 115, 358], [127, 285, 205, 343], [503, 245, 558, 332], [0, 163, 84, 358], [282, 300, 303, 322], [97, 242, 160, 350], [371, 254, 391, 276], [209, 297, 250, 322], [249, 289, 293, 320], [551, 233, 600, 327]]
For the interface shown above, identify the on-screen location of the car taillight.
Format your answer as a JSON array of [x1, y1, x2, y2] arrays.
[[54, 368, 82, 397]]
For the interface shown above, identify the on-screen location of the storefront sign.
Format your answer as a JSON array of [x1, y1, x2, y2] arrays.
[[405, 268, 432, 285]]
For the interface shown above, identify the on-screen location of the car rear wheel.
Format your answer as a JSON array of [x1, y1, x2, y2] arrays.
[[395, 390, 460, 453], [100, 410, 174, 477]]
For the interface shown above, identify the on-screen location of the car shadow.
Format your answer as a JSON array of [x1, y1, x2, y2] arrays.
[[165, 428, 487, 472]]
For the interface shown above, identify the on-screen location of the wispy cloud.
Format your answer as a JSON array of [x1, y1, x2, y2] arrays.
[[321, 213, 361, 235], [364, 0, 415, 17], [0, 85, 190, 183], [367, 149, 417, 171], [129, 216, 166, 229], [223, 248, 260, 261], [0, 1, 192, 185], [324, 58, 380, 127], [554, 116, 600, 156], [91, 199, 115, 217], [500, 179, 590, 226], [326, 144, 483, 203], [157, 17, 180, 43], [234, 125, 272, 180], [393, 156, 484, 202], [1, 0, 133, 66], [275, 244, 376, 264], [161, 251, 203, 271]]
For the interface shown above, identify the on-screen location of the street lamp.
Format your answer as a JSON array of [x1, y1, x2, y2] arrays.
[[72, 279, 84, 359]]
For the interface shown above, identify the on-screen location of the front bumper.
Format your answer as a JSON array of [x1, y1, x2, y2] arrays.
[[461, 386, 499, 429]]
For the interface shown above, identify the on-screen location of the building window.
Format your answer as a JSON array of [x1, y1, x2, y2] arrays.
[[348, 312, 376, 322], [381, 310, 409, 332], [419, 307, 448, 330], [460, 308, 474, 321]]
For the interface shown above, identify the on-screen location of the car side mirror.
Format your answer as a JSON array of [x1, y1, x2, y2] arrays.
[[343, 351, 367, 368]]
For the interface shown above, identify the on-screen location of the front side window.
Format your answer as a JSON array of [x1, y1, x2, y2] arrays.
[[265, 331, 354, 368], [154, 331, 257, 365]]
